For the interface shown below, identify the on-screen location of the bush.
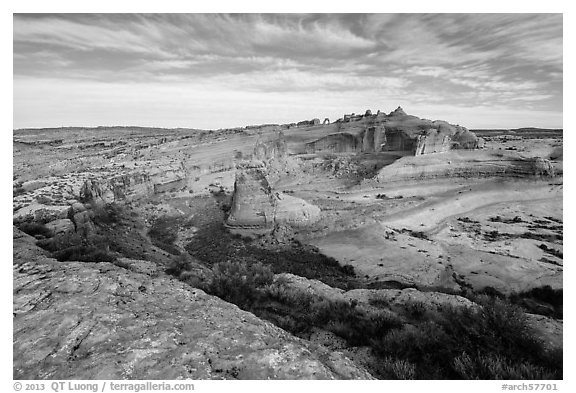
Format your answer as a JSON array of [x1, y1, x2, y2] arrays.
[[509, 285, 562, 319], [371, 298, 562, 379], [91, 203, 120, 225], [36, 231, 116, 263], [18, 222, 52, 238], [148, 216, 185, 255], [52, 245, 116, 262], [207, 261, 274, 308], [166, 253, 195, 276], [376, 357, 416, 380], [453, 352, 557, 380]]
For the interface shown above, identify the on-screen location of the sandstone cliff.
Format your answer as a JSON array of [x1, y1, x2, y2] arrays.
[[303, 107, 481, 156]]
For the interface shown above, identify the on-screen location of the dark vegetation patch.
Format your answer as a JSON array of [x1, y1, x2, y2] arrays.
[[457, 216, 479, 224], [147, 216, 192, 255], [400, 229, 429, 240], [538, 244, 563, 259], [13, 186, 27, 197], [168, 252, 562, 379], [509, 285, 563, 319], [544, 216, 562, 224], [483, 230, 562, 243], [32, 203, 171, 265], [539, 257, 562, 267], [488, 215, 524, 224], [182, 197, 360, 290], [18, 222, 52, 238], [370, 296, 561, 379], [36, 231, 117, 263], [376, 193, 403, 200]]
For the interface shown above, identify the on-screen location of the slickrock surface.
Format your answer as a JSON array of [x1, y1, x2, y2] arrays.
[[373, 150, 557, 183], [275, 273, 476, 312], [13, 229, 373, 380]]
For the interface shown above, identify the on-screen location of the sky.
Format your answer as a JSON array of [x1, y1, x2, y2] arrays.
[[13, 13, 563, 129]]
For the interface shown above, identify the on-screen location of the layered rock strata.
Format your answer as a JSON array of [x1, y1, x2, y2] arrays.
[[373, 151, 557, 183], [304, 107, 482, 156]]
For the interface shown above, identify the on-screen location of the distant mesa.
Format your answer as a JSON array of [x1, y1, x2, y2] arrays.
[[304, 106, 483, 156], [297, 118, 321, 127]]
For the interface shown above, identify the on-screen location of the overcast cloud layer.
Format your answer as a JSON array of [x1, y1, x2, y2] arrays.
[[13, 14, 563, 129]]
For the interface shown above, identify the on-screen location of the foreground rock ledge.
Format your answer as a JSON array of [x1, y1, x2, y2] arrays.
[[13, 229, 373, 380]]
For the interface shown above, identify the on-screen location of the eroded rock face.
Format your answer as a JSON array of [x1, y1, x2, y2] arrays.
[[305, 107, 481, 156], [373, 150, 558, 183], [13, 228, 373, 380], [226, 160, 276, 229], [275, 193, 321, 227], [225, 161, 320, 232]]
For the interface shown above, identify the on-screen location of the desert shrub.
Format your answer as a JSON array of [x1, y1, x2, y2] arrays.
[[206, 261, 274, 308], [509, 286, 562, 319], [519, 286, 562, 309], [405, 300, 427, 319], [453, 352, 557, 380], [148, 216, 183, 255], [328, 309, 403, 346], [371, 298, 562, 379], [166, 253, 195, 276], [18, 222, 52, 238], [36, 231, 85, 252], [52, 245, 116, 262], [376, 356, 416, 380], [36, 231, 116, 263], [179, 270, 207, 289], [91, 203, 120, 225], [341, 264, 355, 275]]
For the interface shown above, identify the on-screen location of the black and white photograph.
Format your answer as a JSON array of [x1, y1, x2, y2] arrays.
[[10, 5, 566, 387]]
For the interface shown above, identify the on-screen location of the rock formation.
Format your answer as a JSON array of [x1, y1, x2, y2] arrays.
[[226, 160, 277, 230], [372, 150, 558, 183], [304, 107, 482, 156], [297, 118, 321, 127], [225, 160, 320, 235], [253, 132, 288, 161]]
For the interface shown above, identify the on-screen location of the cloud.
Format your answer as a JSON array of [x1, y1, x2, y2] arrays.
[[13, 13, 563, 129]]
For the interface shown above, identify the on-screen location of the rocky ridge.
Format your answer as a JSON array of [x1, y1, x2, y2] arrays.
[[13, 228, 373, 380]]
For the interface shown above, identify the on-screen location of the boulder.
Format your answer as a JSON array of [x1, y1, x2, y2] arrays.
[[13, 203, 71, 224], [533, 157, 555, 177], [275, 193, 321, 227], [73, 210, 95, 237], [45, 218, 75, 237], [21, 180, 47, 192], [344, 288, 478, 311]]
